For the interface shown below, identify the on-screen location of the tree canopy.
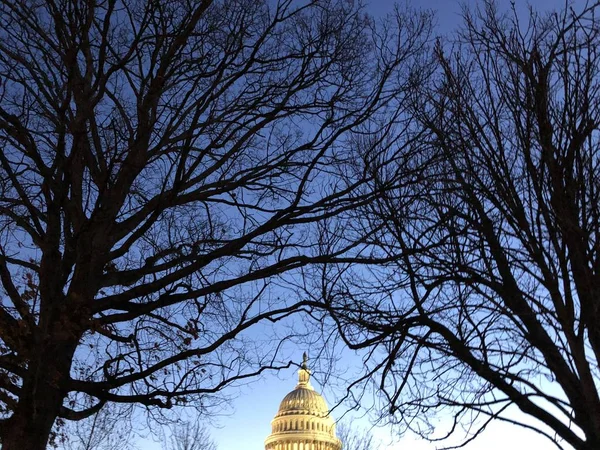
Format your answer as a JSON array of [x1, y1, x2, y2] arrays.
[[312, 2, 600, 449], [0, 0, 430, 448]]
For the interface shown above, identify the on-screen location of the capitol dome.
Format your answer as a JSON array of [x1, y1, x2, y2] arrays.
[[265, 354, 342, 450], [278, 385, 329, 417]]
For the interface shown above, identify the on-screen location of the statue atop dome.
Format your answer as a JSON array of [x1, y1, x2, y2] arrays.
[[297, 353, 312, 389]]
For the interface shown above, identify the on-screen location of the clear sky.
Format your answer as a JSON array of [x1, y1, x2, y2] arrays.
[[136, 361, 572, 450], [136, 0, 584, 449], [205, 366, 569, 450]]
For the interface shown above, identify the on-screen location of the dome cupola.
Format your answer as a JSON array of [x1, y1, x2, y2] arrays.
[[265, 354, 342, 450]]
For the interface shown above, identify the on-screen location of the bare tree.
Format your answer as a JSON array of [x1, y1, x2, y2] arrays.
[[60, 404, 135, 450], [0, 0, 431, 449], [314, 1, 600, 449], [336, 422, 380, 450], [166, 421, 216, 450]]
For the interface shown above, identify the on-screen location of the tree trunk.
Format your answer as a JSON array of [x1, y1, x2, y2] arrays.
[[2, 389, 63, 450], [2, 334, 78, 450]]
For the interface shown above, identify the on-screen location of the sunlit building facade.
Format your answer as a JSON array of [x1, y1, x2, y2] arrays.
[[265, 354, 342, 450]]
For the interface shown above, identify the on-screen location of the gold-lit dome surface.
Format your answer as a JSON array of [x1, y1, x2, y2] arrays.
[[277, 387, 329, 417], [265, 354, 342, 450]]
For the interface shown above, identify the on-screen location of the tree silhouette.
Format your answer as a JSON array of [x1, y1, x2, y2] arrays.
[[0, 0, 431, 448], [60, 403, 135, 450], [315, 2, 600, 449], [336, 422, 380, 450], [167, 421, 216, 450]]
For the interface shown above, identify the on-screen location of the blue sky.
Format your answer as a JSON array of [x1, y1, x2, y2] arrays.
[[135, 0, 585, 449], [137, 362, 571, 450]]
